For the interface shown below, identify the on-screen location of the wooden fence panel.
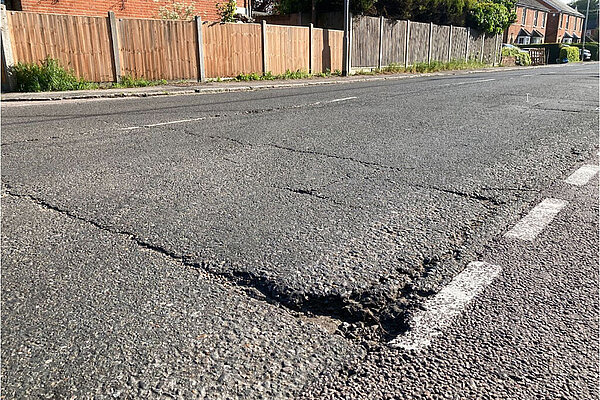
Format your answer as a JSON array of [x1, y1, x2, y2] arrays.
[[381, 19, 406, 66], [352, 16, 380, 67], [468, 28, 484, 60], [266, 25, 309, 75], [450, 26, 468, 60], [202, 22, 262, 78], [482, 33, 498, 64], [313, 28, 343, 73], [431, 24, 450, 62], [407, 21, 429, 64], [118, 18, 197, 81], [7, 11, 114, 82]]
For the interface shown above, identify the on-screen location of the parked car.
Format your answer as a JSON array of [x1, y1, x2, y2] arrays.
[[580, 48, 592, 61]]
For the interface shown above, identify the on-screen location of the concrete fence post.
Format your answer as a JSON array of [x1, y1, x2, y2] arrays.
[[480, 33, 485, 63], [342, 1, 350, 76], [378, 16, 384, 69], [309, 23, 314, 74], [1, 5, 16, 91], [349, 12, 353, 72], [448, 25, 453, 62], [195, 16, 206, 82], [108, 11, 121, 83], [405, 19, 410, 68], [261, 20, 268, 75], [493, 34, 499, 66], [465, 27, 470, 62], [428, 22, 433, 64]]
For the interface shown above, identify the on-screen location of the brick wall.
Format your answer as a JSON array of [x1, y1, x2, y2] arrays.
[[546, 13, 584, 42], [18, 0, 230, 21], [504, 6, 548, 44]]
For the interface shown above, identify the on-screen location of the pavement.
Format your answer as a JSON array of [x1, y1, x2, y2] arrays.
[[0, 64, 570, 103], [1, 62, 598, 399]]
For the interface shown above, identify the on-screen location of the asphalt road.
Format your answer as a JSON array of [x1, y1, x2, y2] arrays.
[[2, 63, 598, 399]]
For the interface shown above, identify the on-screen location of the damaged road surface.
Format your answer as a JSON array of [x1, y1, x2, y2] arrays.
[[2, 63, 598, 399]]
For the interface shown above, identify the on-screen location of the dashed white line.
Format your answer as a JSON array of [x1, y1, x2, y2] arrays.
[[389, 261, 502, 351], [441, 78, 496, 87], [120, 97, 358, 130], [565, 164, 600, 186], [121, 117, 207, 130], [504, 198, 568, 241]]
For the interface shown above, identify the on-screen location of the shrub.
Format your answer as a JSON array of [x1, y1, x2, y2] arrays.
[[559, 45, 580, 62], [570, 42, 599, 61], [11, 57, 98, 92], [501, 47, 531, 66]]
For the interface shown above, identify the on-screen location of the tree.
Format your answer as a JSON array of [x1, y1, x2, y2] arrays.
[[158, 0, 196, 20], [469, 0, 517, 34]]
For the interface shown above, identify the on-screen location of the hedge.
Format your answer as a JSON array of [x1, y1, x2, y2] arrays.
[[570, 42, 600, 61], [560, 46, 580, 62], [517, 42, 599, 63]]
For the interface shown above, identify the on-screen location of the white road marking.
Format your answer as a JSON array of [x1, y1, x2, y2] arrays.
[[504, 198, 568, 241], [389, 261, 502, 351], [441, 78, 496, 87], [120, 97, 358, 130], [565, 164, 600, 186], [325, 96, 358, 103], [121, 117, 206, 130], [522, 74, 533, 77]]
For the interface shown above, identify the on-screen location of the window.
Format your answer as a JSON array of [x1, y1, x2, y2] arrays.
[[522, 8, 527, 25], [559, 13, 563, 28], [532, 36, 543, 44], [566, 15, 569, 30], [542, 13, 546, 28], [534, 11, 538, 26], [562, 36, 572, 43], [517, 36, 531, 44]]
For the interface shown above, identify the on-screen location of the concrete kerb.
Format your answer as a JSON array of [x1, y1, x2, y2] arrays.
[[1, 63, 592, 104]]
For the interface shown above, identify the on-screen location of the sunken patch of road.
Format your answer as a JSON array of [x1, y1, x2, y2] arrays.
[[2, 63, 598, 398]]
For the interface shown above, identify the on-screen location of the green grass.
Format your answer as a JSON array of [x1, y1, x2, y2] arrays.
[[233, 68, 342, 82], [110, 75, 167, 88], [355, 59, 490, 75]]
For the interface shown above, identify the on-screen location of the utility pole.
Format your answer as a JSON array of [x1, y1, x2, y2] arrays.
[[582, 0, 591, 55], [342, 0, 350, 76]]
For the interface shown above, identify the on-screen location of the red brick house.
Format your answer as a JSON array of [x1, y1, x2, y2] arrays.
[[537, 0, 585, 43], [504, 0, 551, 44], [1, 0, 252, 21]]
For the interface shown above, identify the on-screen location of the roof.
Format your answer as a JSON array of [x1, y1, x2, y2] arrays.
[[531, 29, 545, 37], [572, 32, 580, 38], [518, 28, 532, 36], [563, 31, 573, 37], [516, 0, 551, 12], [536, 0, 585, 17]]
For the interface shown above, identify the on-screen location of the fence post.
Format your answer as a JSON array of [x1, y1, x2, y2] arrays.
[[195, 16, 206, 82], [447, 25, 452, 62], [1, 5, 16, 91], [428, 22, 433, 64], [108, 11, 121, 83], [378, 16, 384, 69], [309, 23, 314, 74], [405, 19, 410, 68], [465, 27, 470, 62], [493, 34, 498, 66], [261, 20, 268, 75], [342, 0, 350, 76], [480, 33, 485, 63]]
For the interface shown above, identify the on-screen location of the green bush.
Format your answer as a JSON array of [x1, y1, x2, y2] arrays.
[[559, 45, 580, 62], [11, 57, 98, 92], [501, 47, 531, 66], [515, 43, 558, 64], [570, 42, 599, 61]]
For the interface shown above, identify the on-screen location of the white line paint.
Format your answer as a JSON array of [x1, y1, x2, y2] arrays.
[[565, 164, 599, 186], [440, 78, 496, 87], [120, 97, 358, 130], [504, 198, 568, 241], [389, 261, 502, 351], [521, 74, 533, 77], [121, 117, 207, 131], [325, 96, 357, 103]]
